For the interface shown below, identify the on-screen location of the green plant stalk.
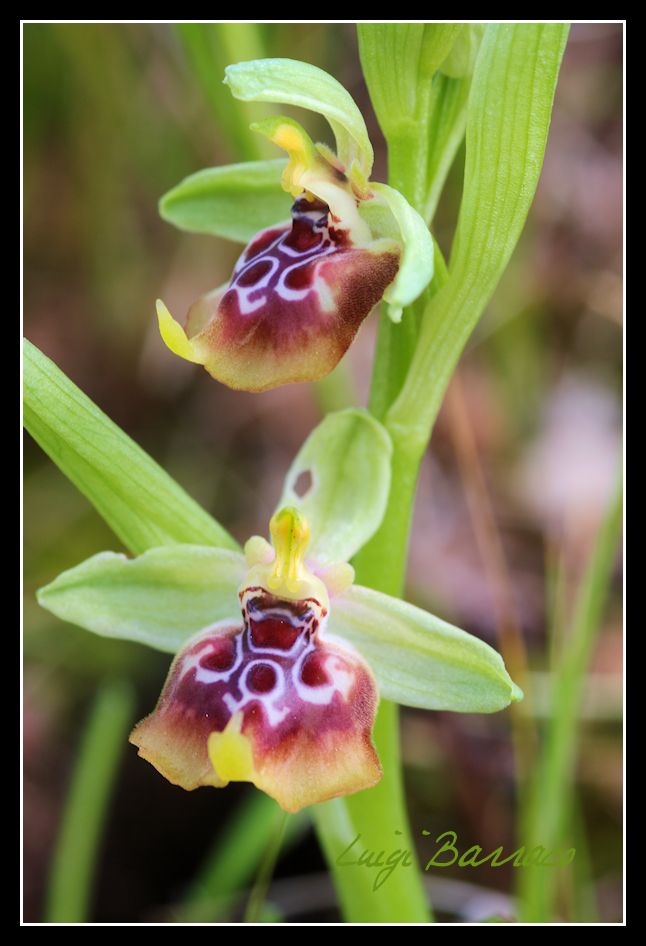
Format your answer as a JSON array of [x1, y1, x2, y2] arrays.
[[244, 809, 291, 923], [45, 679, 135, 922], [310, 107, 452, 935], [313, 23, 568, 922], [310, 30, 462, 926], [310, 307, 434, 918], [518, 467, 622, 922], [388, 24, 569, 449], [318, 254, 446, 923]]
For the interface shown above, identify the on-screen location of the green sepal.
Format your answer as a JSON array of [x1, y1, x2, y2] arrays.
[[330, 585, 523, 713], [159, 159, 291, 243], [224, 58, 373, 180], [359, 183, 434, 322], [37, 546, 246, 653]]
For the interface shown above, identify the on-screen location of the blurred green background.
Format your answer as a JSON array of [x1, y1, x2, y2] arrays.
[[23, 23, 622, 923]]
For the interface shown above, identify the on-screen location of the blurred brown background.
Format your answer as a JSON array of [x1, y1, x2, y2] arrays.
[[23, 23, 622, 922]]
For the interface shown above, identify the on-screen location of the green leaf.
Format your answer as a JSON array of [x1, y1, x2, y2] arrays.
[[518, 466, 622, 921], [224, 58, 373, 179], [23, 339, 239, 554], [276, 409, 392, 565], [176, 23, 272, 163], [330, 585, 522, 713], [423, 72, 470, 223], [159, 159, 291, 243], [388, 23, 570, 444], [359, 183, 434, 322], [357, 24, 462, 139], [37, 546, 246, 653], [439, 24, 485, 78], [45, 680, 135, 922]]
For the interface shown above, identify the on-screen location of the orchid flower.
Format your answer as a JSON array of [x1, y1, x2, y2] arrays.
[[156, 59, 434, 392], [37, 409, 522, 814]]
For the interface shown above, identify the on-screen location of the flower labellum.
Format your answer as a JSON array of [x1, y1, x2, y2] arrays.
[[157, 118, 400, 392], [130, 508, 381, 813]]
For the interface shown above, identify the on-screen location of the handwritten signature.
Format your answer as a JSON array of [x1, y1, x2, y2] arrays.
[[335, 830, 576, 891]]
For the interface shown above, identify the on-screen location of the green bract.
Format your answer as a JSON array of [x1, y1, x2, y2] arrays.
[[358, 23, 472, 223], [387, 23, 570, 443], [357, 24, 462, 140], [276, 409, 392, 565], [439, 24, 485, 78]]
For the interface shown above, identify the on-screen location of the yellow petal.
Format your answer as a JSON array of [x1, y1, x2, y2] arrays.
[[156, 299, 205, 365]]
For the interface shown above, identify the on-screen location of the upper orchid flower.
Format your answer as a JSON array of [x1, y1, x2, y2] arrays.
[[156, 59, 434, 392], [37, 409, 522, 814]]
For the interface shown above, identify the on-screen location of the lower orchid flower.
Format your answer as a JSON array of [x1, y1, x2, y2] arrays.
[[130, 507, 382, 811], [156, 59, 434, 392], [37, 409, 522, 813]]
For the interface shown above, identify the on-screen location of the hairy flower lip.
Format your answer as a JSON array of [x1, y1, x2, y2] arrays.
[[158, 189, 400, 393], [130, 575, 382, 812], [128, 509, 382, 811], [157, 60, 435, 390]]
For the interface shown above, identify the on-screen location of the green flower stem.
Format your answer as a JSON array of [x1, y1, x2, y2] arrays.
[[387, 125, 431, 217], [310, 142, 452, 933], [368, 297, 423, 423], [369, 244, 448, 423], [311, 360, 433, 921], [388, 24, 569, 449], [175, 795, 308, 922], [518, 465, 622, 922], [45, 679, 135, 923], [244, 809, 291, 923], [313, 24, 568, 922], [314, 303, 447, 922]]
